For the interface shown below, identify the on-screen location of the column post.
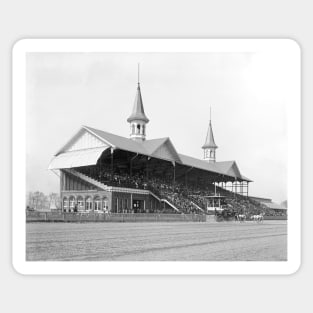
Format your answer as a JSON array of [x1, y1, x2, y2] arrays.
[[110, 147, 114, 180], [172, 161, 176, 190]]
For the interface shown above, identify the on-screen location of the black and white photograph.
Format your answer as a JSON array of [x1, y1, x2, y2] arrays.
[[12, 39, 300, 274], [2, 1, 312, 312]]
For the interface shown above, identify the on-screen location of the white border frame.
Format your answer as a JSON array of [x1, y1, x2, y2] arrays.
[[12, 39, 301, 275]]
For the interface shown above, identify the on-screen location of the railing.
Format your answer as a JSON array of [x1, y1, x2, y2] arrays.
[[162, 199, 181, 214], [26, 212, 206, 223], [190, 201, 204, 213], [64, 168, 109, 191], [66, 169, 210, 215]]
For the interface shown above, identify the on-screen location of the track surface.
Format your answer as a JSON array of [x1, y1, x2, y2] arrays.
[[26, 221, 287, 261]]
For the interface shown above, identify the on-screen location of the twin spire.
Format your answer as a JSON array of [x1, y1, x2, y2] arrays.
[[126, 65, 218, 161], [127, 64, 149, 141], [202, 107, 218, 163], [202, 108, 218, 149]]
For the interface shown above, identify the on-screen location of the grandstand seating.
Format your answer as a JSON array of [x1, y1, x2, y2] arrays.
[[75, 166, 269, 215]]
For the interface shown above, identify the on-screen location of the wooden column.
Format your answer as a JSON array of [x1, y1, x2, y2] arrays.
[[110, 148, 114, 179], [172, 162, 176, 190]]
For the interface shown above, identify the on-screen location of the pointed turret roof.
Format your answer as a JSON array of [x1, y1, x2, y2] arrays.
[[127, 83, 149, 123], [202, 120, 218, 149]]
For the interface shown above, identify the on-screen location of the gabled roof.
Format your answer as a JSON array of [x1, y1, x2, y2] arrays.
[[55, 127, 109, 156], [178, 153, 220, 174], [127, 84, 149, 123], [150, 138, 182, 163], [177, 154, 250, 181], [84, 126, 148, 155], [214, 161, 252, 182], [214, 161, 239, 176], [84, 126, 181, 163], [142, 137, 168, 154], [51, 125, 251, 182], [202, 120, 218, 149]]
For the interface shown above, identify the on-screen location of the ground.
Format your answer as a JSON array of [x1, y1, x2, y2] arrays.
[[26, 221, 287, 261]]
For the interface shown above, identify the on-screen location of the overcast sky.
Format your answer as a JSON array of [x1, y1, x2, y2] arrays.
[[26, 51, 290, 203]]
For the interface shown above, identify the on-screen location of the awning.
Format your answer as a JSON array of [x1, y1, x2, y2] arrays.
[[48, 147, 108, 170]]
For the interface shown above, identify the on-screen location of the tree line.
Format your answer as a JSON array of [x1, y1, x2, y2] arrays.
[[26, 191, 61, 211]]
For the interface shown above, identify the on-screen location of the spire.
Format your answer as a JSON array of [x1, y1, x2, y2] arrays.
[[202, 109, 218, 149], [127, 64, 149, 124]]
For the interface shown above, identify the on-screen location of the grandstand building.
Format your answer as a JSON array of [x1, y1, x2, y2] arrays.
[[48, 75, 253, 214]]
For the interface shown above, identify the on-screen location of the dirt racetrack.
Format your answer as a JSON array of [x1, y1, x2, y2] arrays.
[[26, 221, 287, 261]]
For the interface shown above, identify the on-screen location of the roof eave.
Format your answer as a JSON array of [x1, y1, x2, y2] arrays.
[[127, 115, 150, 123], [202, 144, 218, 149]]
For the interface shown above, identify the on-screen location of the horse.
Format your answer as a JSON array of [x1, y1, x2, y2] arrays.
[[237, 214, 246, 222], [251, 213, 264, 223]]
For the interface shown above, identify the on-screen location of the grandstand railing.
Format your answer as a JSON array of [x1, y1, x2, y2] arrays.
[[26, 212, 206, 223]]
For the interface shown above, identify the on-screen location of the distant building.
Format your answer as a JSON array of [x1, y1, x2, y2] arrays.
[[250, 196, 287, 215]]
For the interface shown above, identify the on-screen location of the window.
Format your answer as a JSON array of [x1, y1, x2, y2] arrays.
[[63, 198, 68, 211], [102, 198, 108, 212], [94, 196, 101, 211], [69, 197, 75, 212], [77, 196, 84, 211], [136, 124, 140, 134], [85, 196, 92, 211]]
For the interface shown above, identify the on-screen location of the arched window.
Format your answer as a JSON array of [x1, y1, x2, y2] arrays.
[[210, 150, 214, 158], [94, 196, 101, 211], [63, 197, 68, 212], [85, 196, 92, 211], [77, 196, 84, 211], [69, 196, 75, 212], [102, 197, 108, 212], [136, 124, 140, 134]]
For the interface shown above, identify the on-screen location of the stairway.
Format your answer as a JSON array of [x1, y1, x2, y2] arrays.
[[162, 199, 182, 214], [149, 191, 182, 214], [190, 201, 204, 213], [64, 168, 109, 191], [65, 168, 183, 214]]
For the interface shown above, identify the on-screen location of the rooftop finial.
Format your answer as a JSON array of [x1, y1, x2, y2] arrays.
[[138, 63, 140, 85], [210, 106, 212, 122]]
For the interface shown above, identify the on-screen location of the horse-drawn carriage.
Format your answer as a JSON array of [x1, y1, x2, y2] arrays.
[[205, 195, 238, 222], [215, 208, 237, 222]]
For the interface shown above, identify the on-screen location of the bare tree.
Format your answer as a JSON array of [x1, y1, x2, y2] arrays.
[[48, 192, 61, 210]]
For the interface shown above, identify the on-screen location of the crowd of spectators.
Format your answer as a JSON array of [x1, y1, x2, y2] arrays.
[[77, 166, 285, 216]]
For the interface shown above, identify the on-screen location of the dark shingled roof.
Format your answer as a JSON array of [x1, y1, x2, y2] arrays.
[[83, 125, 251, 182], [127, 84, 149, 123], [202, 120, 218, 149]]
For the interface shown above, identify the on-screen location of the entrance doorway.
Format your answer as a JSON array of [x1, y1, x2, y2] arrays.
[[133, 199, 144, 213]]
